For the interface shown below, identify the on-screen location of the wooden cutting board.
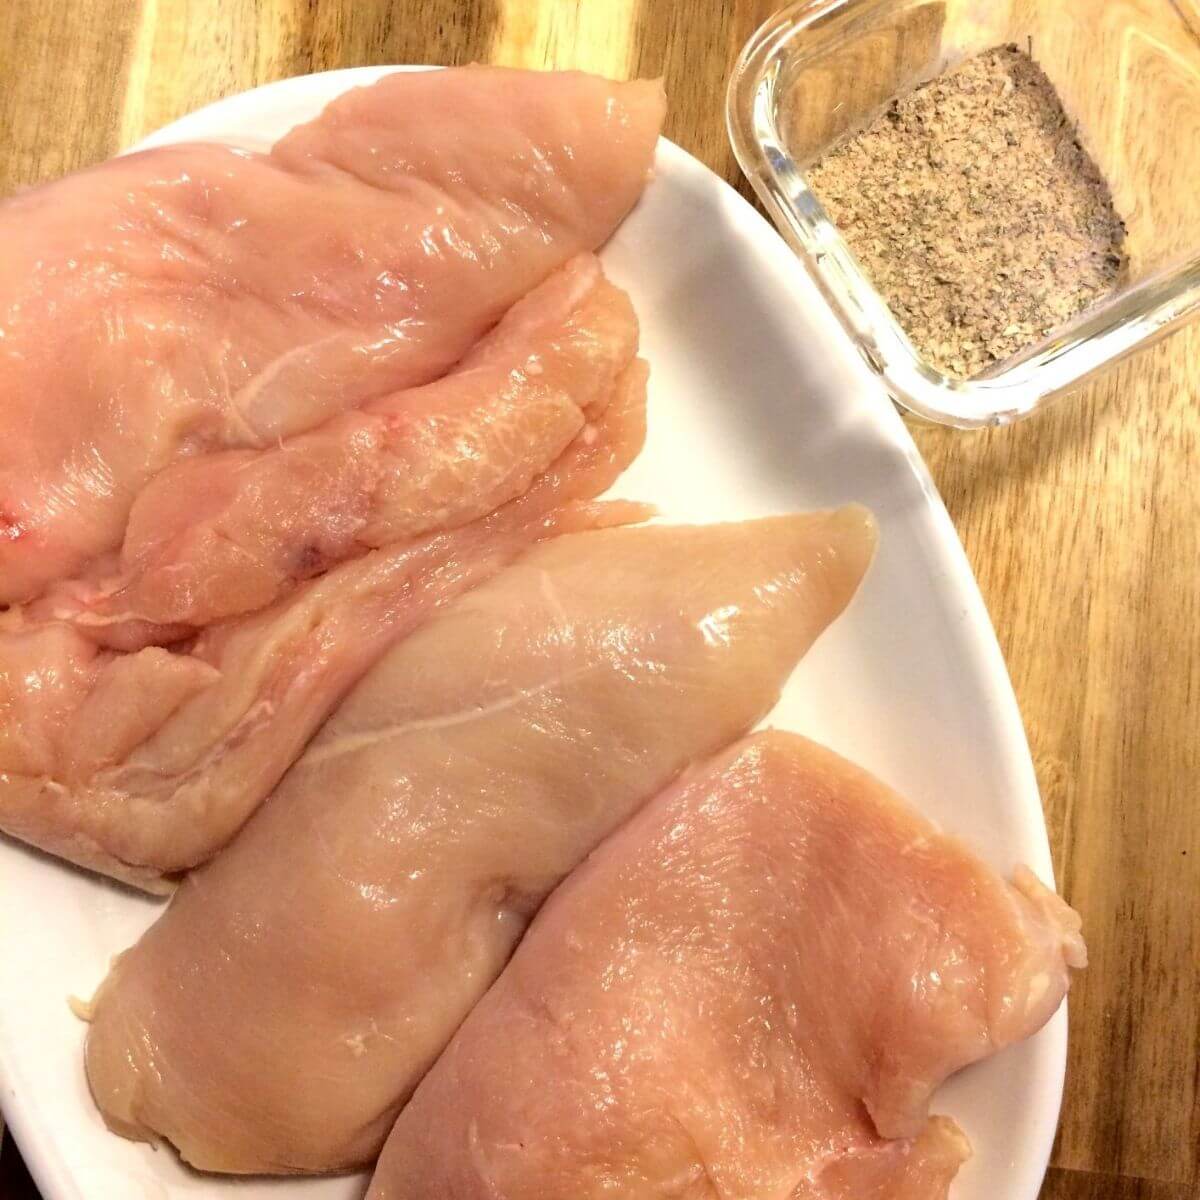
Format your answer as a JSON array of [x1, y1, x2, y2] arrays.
[[0, 3, 1197, 1198]]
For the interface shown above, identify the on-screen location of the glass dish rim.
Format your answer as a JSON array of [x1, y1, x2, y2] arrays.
[[726, 0, 1200, 427]]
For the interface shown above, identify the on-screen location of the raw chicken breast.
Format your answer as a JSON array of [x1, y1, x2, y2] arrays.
[[0, 67, 664, 604], [368, 732, 1086, 1200], [31, 253, 637, 645], [84, 509, 878, 1173], [0, 65, 662, 886], [0, 366, 648, 888]]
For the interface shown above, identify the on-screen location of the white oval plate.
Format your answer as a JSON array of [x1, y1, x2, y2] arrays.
[[0, 67, 1066, 1200]]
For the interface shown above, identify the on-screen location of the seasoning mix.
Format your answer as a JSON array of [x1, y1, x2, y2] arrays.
[[806, 45, 1127, 379]]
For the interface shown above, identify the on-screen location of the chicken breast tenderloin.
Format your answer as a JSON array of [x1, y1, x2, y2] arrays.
[[85, 508, 877, 1173], [369, 732, 1086, 1200], [30, 253, 638, 645]]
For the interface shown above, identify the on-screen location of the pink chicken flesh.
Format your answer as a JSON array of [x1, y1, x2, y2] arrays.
[[0, 67, 664, 606], [29, 253, 638, 646], [369, 731, 1087, 1200], [0, 365, 648, 889], [0, 60, 665, 886], [0, 68, 667, 892], [84, 509, 878, 1173]]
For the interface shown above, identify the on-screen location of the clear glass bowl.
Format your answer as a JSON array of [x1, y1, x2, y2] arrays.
[[727, 0, 1200, 427]]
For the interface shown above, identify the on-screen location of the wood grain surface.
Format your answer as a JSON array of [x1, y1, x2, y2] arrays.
[[0, 2, 1197, 1198]]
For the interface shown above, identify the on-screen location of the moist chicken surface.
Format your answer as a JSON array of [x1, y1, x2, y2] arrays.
[[368, 731, 1086, 1200], [85, 509, 877, 1173], [0, 67, 665, 887]]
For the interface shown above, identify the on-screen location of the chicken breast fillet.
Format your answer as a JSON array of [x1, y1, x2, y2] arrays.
[[1, 366, 648, 888], [0, 67, 664, 605], [369, 731, 1086, 1200], [85, 509, 877, 1173], [0, 67, 664, 886]]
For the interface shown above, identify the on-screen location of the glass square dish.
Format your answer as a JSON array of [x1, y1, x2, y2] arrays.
[[727, 0, 1200, 426]]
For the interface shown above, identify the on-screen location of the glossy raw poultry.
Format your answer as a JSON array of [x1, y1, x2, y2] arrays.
[[369, 732, 1086, 1200], [0, 67, 665, 887], [85, 510, 877, 1173]]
